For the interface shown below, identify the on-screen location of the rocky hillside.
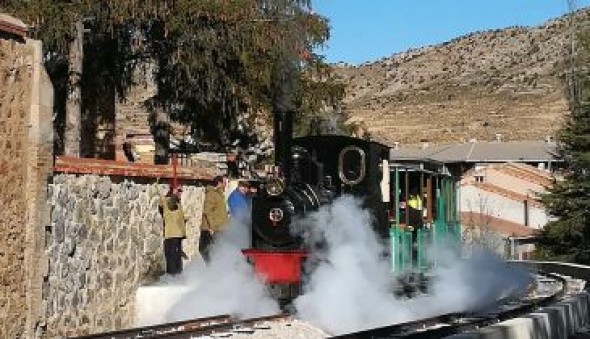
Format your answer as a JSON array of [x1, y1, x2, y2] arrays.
[[337, 9, 590, 146]]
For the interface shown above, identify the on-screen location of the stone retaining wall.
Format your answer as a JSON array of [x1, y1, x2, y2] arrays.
[[44, 174, 206, 337]]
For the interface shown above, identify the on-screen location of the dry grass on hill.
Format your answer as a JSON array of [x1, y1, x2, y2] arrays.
[[336, 9, 590, 146]]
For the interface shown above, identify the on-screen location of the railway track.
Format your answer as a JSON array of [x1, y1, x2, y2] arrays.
[[331, 271, 568, 338], [71, 313, 291, 339], [72, 271, 571, 339]]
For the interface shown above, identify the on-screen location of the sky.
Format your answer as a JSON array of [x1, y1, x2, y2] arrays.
[[312, 0, 590, 65]]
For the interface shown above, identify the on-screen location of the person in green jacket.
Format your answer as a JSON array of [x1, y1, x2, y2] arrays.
[[200, 176, 229, 262], [160, 191, 187, 274]]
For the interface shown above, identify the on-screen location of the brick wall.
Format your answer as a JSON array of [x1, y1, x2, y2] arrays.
[[113, 62, 185, 163]]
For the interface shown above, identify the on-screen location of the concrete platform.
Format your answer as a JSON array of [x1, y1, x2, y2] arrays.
[[446, 293, 590, 339]]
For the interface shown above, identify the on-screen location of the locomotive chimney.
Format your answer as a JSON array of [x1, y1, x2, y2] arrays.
[[271, 51, 298, 184], [269, 14, 306, 185], [273, 109, 294, 183]]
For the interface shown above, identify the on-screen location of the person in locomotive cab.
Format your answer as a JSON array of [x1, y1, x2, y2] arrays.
[[227, 180, 252, 220], [407, 188, 424, 230], [200, 176, 229, 263], [160, 189, 187, 275]]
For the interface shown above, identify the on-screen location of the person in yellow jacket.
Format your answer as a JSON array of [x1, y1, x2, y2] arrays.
[[160, 191, 187, 275], [407, 188, 424, 230], [200, 176, 229, 262]]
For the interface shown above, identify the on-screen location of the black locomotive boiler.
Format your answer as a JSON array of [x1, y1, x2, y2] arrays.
[[250, 135, 391, 250]]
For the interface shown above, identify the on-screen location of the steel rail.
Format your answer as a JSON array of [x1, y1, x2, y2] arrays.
[[70, 314, 232, 339], [154, 313, 291, 339], [71, 313, 291, 339]]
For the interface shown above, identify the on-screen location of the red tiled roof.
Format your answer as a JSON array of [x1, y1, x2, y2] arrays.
[[461, 211, 539, 237], [0, 13, 27, 38], [502, 163, 554, 187], [464, 181, 544, 208]]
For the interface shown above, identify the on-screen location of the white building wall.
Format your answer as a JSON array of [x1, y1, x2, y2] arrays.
[[460, 185, 550, 229]]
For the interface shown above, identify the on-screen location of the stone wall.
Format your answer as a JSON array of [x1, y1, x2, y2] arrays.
[[44, 174, 205, 337], [0, 23, 54, 338]]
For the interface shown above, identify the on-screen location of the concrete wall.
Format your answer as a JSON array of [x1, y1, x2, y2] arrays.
[[44, 174, 205, 337], [0, 36, 54, 338]]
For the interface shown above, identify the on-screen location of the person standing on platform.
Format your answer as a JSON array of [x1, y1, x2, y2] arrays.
[[227, 180, 252, 220], [200, 176, 229, 263], [407, 188, 424, 230], [160, 189, 187, 275]]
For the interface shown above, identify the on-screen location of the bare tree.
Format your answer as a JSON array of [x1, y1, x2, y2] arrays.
[[462, 195, 505, 255]]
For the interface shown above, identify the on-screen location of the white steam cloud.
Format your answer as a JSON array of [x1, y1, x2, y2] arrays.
[[136, 195, 532, 337], [135, 218, 279, 326], [293, 196, 533, 335]]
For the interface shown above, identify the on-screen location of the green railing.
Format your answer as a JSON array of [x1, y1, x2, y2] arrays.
[[390, 182, 462, 273], [389, 227, 433, 273], [390, 227, 413, 272], [416, 228, 429, 269]]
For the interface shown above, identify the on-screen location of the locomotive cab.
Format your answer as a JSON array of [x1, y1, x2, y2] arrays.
[[291, 135, 392, 240]]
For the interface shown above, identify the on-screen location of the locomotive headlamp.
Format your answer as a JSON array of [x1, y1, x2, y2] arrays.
[[269, 207, 284, 226], [266, 177, 286, 196]]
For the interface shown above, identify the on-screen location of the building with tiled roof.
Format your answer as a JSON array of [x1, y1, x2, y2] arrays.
[[390, 139, 561, 259], [390, 139, 561, 175]]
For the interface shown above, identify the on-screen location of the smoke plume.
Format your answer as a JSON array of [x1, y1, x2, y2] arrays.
[[135, 217, 279, 326], [293, 196, 533, 335], [136, 195, 532, 336]]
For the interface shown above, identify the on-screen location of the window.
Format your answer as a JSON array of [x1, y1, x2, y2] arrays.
[[338, 146, 366, 185]]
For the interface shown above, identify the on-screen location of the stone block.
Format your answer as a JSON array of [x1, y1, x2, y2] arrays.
[[96, 178, 111, 199], [54, 220, 65, 244]]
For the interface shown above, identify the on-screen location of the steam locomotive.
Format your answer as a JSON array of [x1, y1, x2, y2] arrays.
[[241, 109, 461, 303]]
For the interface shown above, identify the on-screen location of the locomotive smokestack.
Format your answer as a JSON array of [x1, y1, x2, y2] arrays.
[[271, 43, 299, 184], [273, 109, 294, 183]]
